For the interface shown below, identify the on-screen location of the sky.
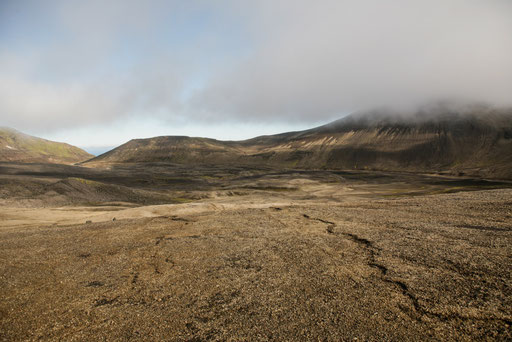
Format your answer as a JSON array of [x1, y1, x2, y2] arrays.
[[1, 0, 512, 153]]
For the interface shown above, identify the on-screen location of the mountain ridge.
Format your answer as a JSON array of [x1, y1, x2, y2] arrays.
[[81, 106, 512, 179]]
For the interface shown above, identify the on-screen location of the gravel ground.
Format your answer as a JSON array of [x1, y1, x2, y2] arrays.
[[1, 189, 510, 341]]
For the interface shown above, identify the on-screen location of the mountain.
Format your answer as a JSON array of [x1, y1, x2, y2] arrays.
[[83, 105, 512, 179], [84, 136, 244, 165], [0, 127, 93, 164]]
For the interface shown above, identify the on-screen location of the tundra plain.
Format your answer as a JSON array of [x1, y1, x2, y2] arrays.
[[0, 162, 511, 341]]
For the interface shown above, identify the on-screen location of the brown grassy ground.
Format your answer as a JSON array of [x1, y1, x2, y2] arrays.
[[0, 163, 511, 341]]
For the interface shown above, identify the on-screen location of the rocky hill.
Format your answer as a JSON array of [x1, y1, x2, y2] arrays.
[[84, 105, 512, 179], [0, 127, 93, 164]]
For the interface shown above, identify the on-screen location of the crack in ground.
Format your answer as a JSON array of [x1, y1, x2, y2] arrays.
[[303, 214, 335, 233], [301, 213, 512, 326]]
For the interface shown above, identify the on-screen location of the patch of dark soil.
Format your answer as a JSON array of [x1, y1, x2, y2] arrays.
[[456, 224, 510, 232], [427, 178, 510, 187], [171, 216, 190, 222], [86, 281, 104, 287], [93, 297, 118, 307]]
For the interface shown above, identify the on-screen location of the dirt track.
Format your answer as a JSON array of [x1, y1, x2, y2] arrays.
[[0, 164, 511, 340]]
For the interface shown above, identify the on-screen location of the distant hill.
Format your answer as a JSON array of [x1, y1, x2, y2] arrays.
[[84, 136, 244, 165], [0, 127, 93, 164], [83, 105, 512, 179]]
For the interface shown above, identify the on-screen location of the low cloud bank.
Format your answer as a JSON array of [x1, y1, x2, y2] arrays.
[[1, 0, 511, 133]]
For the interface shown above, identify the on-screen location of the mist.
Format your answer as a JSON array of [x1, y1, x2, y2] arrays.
[[1, 0, 511, 135]]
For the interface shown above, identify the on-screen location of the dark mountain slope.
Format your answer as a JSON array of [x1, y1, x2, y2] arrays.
[[83, 106, 512, 179], [242, 106, 512, 178]]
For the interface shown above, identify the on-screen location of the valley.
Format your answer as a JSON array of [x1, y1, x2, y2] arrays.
[[4, 1, 511, 340], [0, 162, 511, 340]]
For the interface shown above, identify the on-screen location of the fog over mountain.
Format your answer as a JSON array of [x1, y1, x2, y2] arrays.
[[1, 0, 511, 143], [84, 104, 512, 180]]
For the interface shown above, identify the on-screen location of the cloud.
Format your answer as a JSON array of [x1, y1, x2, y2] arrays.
[[0, 49, 185, 130], [1, 0, 512, 134], [192, 0, 512, 120]]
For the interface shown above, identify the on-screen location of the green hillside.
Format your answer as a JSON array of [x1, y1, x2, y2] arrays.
[[0, 127, 93, 164]]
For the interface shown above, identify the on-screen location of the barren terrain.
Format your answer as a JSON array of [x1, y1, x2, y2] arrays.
[[0, 163, 511, 341], [84, 108, 512, 180]]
